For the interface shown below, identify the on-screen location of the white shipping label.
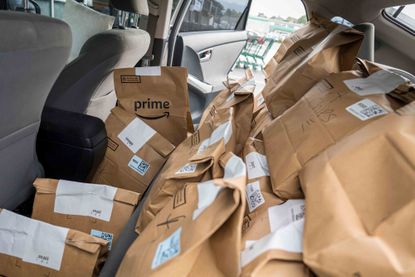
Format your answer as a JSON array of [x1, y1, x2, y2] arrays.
[[23, 220, 69, 271], [54, 180, 117, 222], [346, 99, 388, 121], [175, 163, 198, 175], [192, 181, 223, 220], [344, 69, 406, 96], [197, 120, 233, 154], [118, 117, 156, 153], [240, 218, 304, 267], [224, 154, 246, 179], [135, 66, 161, 76], [268, 200, 305, 233], [245, 152, 269, 179], [0, 209, 32, 258], [90, 229, 113, 250], [152, 227, 182, 269], [0, 210, 69, 271], [246, 181, 265, 213], [128, 155, 150, 176]]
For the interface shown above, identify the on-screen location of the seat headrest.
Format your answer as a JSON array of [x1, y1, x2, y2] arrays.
[[110, 0, 148, 15], [353, 22, 375, 62]]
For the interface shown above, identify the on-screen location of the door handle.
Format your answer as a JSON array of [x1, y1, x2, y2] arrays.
[[198, 49, 212, 63]]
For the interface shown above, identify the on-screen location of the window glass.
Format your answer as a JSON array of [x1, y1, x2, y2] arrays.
[[180, 0, 250, 32], [87, 0, 112, 15], [384, 4, 415, 33], [232, 0, 307, 88], [331, 16, 353, 27]]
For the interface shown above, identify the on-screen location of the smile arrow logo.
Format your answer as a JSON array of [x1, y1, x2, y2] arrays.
[[136, 112, 170, 120]]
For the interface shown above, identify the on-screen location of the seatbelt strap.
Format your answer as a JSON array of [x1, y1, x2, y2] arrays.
[[141, 13, 159, 66]]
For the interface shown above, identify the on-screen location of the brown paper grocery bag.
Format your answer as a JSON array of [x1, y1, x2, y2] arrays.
[[199, 68, 255, 125], [117, 153, 246, 277], [0, 209, 108, 277], [240, 198, 307, 277], [263, 26, 363, 118], [114, 66, 191, 146], [199, 69, 255, 156], [137, 101, 253, 233], [300, 110, 415, 277], [136, 135, 226, 234], [242, 140, 307, 276], [92, 107, 175, 194], [242, 138, 283, 242], [263, 69, 401, 199], [264, 13, 338, 79], [32, 178, 140, 250]]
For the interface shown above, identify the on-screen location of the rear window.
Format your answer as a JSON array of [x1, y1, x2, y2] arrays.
[[384, 4, 415, 34], [180, 0, 250, 32]]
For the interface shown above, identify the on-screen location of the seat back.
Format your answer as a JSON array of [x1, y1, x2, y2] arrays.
[[0, 11, 71, 209], [45, 0, 150, 121]]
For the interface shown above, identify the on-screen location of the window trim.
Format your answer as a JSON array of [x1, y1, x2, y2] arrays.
[[383, 7, 415, 36]]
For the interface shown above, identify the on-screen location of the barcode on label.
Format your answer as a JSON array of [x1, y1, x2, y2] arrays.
[[246, 181, 265, 213], [346, 99, 388, 121], [291, 204, 305, 222], [175, 163, 198, 175], [268, 200, 305, 233], [91, 229, 114, 250], [152, 227, 181, 269], [128, 155, 150, 176]]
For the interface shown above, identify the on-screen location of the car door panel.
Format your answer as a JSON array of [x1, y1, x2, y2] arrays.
[[174, 30, 247, 124]]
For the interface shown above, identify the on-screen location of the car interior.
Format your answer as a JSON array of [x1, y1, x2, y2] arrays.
[[0, 0, 415, 275]]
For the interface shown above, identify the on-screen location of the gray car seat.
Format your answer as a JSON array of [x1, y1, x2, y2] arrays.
[[0, 11, 71, 209], [44, 0, 150, 121]]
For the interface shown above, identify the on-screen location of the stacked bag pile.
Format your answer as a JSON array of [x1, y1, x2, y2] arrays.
[[1, 13, 415, 277]]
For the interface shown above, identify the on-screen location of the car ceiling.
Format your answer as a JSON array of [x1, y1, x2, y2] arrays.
[[303, 0, 415, 74]]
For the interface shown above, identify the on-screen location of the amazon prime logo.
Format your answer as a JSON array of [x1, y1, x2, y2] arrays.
[[134, 98, 171, 120]]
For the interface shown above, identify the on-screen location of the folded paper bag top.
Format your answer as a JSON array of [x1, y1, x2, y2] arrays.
[[117, 154, 246, 277], [0, 209, 108, 277], [300, 110, 415, 277], [263, 69, 403, 199], [263, 26, 364, 118], [32, 178, 140, 250], [92, 107, 175, 194], [114, 66, 192, 146], [263, 13, 338, 79]]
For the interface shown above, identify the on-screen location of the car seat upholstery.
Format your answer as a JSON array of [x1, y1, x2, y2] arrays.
[[44, 0, 150, 121], [0, 11, 71, 209], [63, 0, 115, 62]]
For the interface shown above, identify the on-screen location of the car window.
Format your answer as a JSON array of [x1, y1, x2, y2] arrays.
[[331, 16, 353, 27], [180, 0, 250, 32], [384, 4, 415, 34]]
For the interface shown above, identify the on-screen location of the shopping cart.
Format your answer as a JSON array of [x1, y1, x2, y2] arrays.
[[236, 34, 276, 71]]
